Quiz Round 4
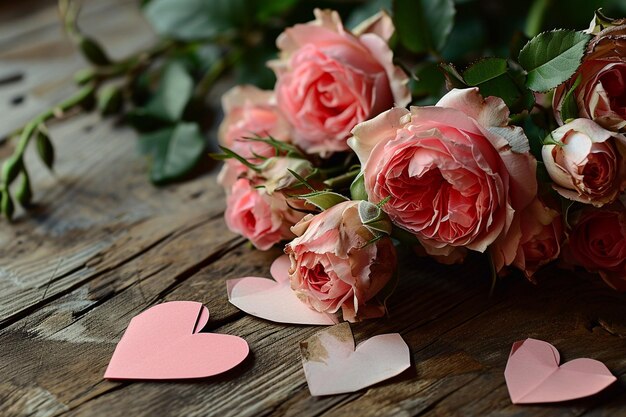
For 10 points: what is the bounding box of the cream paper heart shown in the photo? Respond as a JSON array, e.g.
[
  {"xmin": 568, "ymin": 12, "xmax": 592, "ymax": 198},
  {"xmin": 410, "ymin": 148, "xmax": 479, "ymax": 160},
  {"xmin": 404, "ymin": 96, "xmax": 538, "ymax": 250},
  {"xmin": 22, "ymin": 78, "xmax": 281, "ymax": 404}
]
[{"xmin": 300, "ymin": 323, "xmax": 410, "ymax": 395}]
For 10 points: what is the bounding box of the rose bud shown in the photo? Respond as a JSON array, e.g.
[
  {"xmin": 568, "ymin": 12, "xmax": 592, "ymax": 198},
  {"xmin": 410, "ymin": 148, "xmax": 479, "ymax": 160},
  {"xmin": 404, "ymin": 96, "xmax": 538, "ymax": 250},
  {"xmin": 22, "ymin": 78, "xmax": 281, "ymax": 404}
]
[
  {"xmin": 553, "ymin": 17, "xmax": 626, "ymax": 131},
  {"xmin": 542, "ymin": 119, "xmax": 626, "ymax": 207},
  {"xmin": 348, "ymin": 88, "xmax": 537, "ymax": 262},
  {"xmin": 224, "ymin": 178, "xmax": 305, "ymax": 250},
  {"xmin": 285, "ymin": 200, "xmax": 396, "ymax": 322},
  {"xmin": 269, "ymin": 9, "xmax": 410, "ymax": 156},
  {"xmin": 218, "ymin": 85, "xmax": 292, "ymax": 160},
  {"xmin": 565, "ymin": 205, "xmax": 626, "ymax": 291}
]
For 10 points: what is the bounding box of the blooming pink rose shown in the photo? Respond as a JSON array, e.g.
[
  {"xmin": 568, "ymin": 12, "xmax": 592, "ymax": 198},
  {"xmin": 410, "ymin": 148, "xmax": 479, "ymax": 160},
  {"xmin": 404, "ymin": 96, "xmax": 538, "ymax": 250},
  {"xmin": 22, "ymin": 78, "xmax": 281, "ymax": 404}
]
[
  {"xmin": 553, "ymin": 21, "xmax": 626, "ymax": 131},
  {"xmin": 542, "ymin": 119, "xmax": 626, "ymax": 207},
  {"xmin": 349, "ymin": 88, "xmax": 537, "ymax": 260},
  {"xmin": 509, "ymin": 198, "xmax": 563, "ymax": 279},
  {"xmin": 218, "ymin": 85, "xmax": 291, "ymax": 160},
  {"xmin": 225, "ymin": 178, "xmax": 305, "ymax": 250},
  {"xmin": 566, "ymin": 205, "xmax": 626, "ymax": 291},
  {"xmin": 285, "ymin": 200, "xmax": 396, "ymax": 322},
  {"xmin": 270, "ymin": 9, "xmax": 410, "ymax": 156}
]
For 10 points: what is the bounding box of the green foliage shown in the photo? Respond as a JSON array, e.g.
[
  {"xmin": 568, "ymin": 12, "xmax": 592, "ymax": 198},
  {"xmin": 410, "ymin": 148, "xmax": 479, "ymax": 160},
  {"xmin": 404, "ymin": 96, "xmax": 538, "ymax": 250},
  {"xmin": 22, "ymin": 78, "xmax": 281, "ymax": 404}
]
[
  {"xmin": 139, "ymin": 123, "xmax": 206, "ymax": 184},
  {"xmin": 560, "ymin": 74, "xmax": 582, "ymax": 121},
  {"xmin": 297, "ymin": 191, "xmax": 349, "ymax": 211},
  {"xmin": 97, "ymin": 85, "xmax": 124, "ymax": 115},
  {"xmin": 346, "ymin": 0, "xmax": 392, "ymax": 29},
  {"xmin": 35, "ymin": 127, "xmax": 55, "ymax": 171},
  {"xmin": 144, "ymin": 0, "xmax": 249, "ymax": 40},
  {"xmin": 142, "ymin": 61, "xmax": 193, "ymax": 122},
  {"xmin": 518, "ymin": 30, "xmax": 592, "ymax": 92},
  {"xmin": 350, "ymin": 172, "xmax": 368, "ymax": 201},
  {"xmin": 78, "ymin": 36, "xmax": 112, "ymax": 66},
  {"xmin": 462, "ymin": 58, "xmax": 534, "ymax": 112},
  {"xmin": 15, "ymin": 171, "xmax": 32, "ymax": 207},
  {"xmin": 412, "ymin": 62, "xmax": 445, "ymax": 104},
  {"xmin": 393, "ymin": 0, "xmax": 456, "ymax": 54},
  {"xmin": 144, "ymin": 0, "xmax": 298, "ymax": 40}
]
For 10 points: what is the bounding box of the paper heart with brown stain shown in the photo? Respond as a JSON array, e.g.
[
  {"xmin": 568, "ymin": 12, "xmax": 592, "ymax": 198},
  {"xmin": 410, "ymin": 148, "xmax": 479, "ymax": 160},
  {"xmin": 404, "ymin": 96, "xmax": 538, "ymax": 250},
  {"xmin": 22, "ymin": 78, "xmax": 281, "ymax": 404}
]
[{"xmin": 300, "ymin": 323, "xmax": 410, "ymax": 396}]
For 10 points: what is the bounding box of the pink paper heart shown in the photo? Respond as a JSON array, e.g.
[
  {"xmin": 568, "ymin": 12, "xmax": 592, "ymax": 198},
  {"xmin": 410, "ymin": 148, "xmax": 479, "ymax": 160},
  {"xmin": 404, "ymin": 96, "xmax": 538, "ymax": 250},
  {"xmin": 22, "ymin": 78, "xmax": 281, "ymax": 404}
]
[
  {"xmin": 104, "ymin": 301, "xmax": 248, "ymax": 380},
  {"xmin": 300, "ymin": 323, "xmax": 410, "ymax": 396},
  {"xmin": 504, "ymin": 338, "xmax": 616, "ymax": 404},
  {"xmin": 226, "ymin": 255, "xmax": 337, "ymax": 325}
]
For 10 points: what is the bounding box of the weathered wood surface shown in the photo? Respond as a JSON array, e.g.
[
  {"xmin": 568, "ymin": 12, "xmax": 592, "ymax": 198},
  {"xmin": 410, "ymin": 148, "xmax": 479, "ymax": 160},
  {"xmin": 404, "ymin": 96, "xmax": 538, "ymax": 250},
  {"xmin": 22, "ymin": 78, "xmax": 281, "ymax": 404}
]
[{"xmin": 1, "ymin": 2, "xmax": 625, "ymax": 416}]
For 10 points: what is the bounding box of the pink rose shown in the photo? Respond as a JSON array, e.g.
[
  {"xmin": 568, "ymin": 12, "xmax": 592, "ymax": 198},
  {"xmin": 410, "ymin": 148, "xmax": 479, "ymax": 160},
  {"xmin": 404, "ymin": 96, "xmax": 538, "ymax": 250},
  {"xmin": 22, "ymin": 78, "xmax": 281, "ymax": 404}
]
[
  {"xmin": 510, "ymin": 198, "xmax": 563, "ymax": 279},
  {"xmin": 285, "ymin": 200, "xmax": 396, "ymax": 322},
  {"xmin": 225, "ymin": 178, "xmax": 305, "ymax": 250},
  {"xmin": 217, "ymin": 159, "xmax": 248, "ymax": 193},
  {"xmin": 270, "ymin": 9, "xmax": 410, "ymax": 156},
  {"xmin": 543, "ymin": 119, "xmax": 626, "ymax": 207},
  {"xmin": 553, "ymin": 21, "xmax": 626, "ymax": 131},
  {"xmin": 348, "ymin": 88, "xmax": 537, "ymax": 259},
  {"xmin": 566, "ymin": 205, "xmax": 626, "ymax": 291},
  {"xmin": 218, "ymin": 85, "xmax": 291, "ymax": 160}
]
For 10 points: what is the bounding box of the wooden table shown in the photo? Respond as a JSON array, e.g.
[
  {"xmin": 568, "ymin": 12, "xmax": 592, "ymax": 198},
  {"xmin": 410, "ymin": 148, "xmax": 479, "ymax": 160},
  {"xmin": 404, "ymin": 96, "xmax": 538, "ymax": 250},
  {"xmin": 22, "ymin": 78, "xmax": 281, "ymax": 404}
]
[{"xmin": 1, "ymin": 1, "xmax": 625, "ymax": 416}]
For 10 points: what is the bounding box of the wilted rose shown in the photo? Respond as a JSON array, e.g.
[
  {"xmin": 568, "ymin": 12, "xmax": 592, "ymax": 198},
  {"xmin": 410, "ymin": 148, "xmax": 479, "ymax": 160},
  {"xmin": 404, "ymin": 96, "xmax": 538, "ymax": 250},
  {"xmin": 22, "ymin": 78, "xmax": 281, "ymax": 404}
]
[
  {"xmin": 285, "ymin": 200, "xmax": 396, "ymax": 322},
  {"xmin": 553, "ymin": 18, "xmax": 626, "ymax": 131}
]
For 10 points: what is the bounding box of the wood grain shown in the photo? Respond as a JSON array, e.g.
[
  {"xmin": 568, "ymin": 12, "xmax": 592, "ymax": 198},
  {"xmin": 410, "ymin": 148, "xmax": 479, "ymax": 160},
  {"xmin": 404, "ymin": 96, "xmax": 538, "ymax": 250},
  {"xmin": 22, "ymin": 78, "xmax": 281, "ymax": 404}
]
[{"xmin": 1, "ymin": 1, "xmax": 625, "ymax": 417}]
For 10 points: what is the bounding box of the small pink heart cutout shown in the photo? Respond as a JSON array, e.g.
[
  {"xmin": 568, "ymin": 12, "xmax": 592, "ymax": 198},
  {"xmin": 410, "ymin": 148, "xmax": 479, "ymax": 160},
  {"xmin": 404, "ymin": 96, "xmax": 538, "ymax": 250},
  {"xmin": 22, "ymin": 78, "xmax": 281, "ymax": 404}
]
[
  {"xmin": 504, "ymin": 338, "xmax": 616, "ymax": 404},
  {"xmin": 104, "ymin": 301, "xmax": 249, "ymax": 380},
  {"xmin": 226, "ymin": 255, "xmax": 337, "ymax": 325}
]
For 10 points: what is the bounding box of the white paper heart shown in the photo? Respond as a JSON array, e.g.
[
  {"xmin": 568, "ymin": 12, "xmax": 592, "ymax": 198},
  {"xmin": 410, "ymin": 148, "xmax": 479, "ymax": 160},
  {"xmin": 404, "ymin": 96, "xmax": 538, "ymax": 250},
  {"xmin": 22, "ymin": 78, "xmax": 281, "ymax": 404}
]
[
  {"xmin": 300, "ymin": 323, "xmax": 410, "ymax": 395},
  {"xmin": 226, "ymin": 255, "xmax": 337, "ymax": 325}
]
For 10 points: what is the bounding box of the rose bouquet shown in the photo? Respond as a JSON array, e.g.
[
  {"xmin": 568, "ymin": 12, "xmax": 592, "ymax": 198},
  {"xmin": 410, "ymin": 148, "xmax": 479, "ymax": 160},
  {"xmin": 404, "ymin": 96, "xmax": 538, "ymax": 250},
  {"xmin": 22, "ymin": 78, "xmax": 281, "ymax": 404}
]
[{"xmin": 214, "ymin": 6, "xmax": 626, "ymax": 321}]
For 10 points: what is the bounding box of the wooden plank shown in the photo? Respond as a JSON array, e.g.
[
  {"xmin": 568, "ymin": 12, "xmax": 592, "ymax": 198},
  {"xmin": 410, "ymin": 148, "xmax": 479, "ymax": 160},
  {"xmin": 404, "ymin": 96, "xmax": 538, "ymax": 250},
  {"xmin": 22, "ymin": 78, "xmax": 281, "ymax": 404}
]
[
  {"xmin": 1, "ymin": 1, "xmax": 626, "ymax": 417},
  {"xmin": 0, "ymin": 0, "xmax": 154, "ymax": 139}
]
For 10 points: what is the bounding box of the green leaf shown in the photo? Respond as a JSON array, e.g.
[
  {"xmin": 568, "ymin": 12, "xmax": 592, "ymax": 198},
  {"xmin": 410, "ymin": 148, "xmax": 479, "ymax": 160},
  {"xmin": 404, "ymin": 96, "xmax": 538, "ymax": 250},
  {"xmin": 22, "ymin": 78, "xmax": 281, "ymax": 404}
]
[
  {"xmin": 439, "ymin": 62, "xmax": 466, "ymax": 89},
  {"xmin": 1, "ymin": 189, "xmax": 14, "ymax": 221},
  {"xmin": 1, "ymin": 155, "xmax": 22, "ymax": 186},
  {"xmin": 560, "ymin": 74, "xmax": 582, "ymax": 121},
  {"xmin": 144, "ymin": 0, "xmax": 249, "ymax": 40},
  {"xmin": 235, "ymin": 46, "xmax": 277, "ymax": 90},
  {"xmin": 463, "ymin": 58, "xmax": 507, "ymax": 86},
  {"xmin": 412, "ymin": 62, "xmax": 445, "ymax": 100},
  {"xmin": 255, "ymin": 0, "xmax": 298, "ymax": 23},
  {"xmin": 393, "ymin": 0, "xmax": 455, "ymax": 54},
  {"xmin": 346, "ymin": 0, "xmax": 392, "ymax": 30},
  {"xmin": 35, "ymin": 126, "xmax": 55, "ymax": 171},
  {"xmin": 518, "ymin": 30, "xmax": 592, "ymax": 92},
  {"xmin": 139, "ymin": 123, "xmax": 206, "ymax": 184},
  {"xmin": 148, "ymin": 61, "xmax": 194, "ymax": 122},
  {"xmin": 350, "ymin": 171, "xmax": 368, "ymax": 201},
  {"xmin": 128, "ymin": 61, "xmax": 194, "ymax": 129},
  {"xmin": 297, "ymin": 191, "xmax": 349, "ymax": 211},
  {"xmin": 15, "ymin": 170, "xmax": 32, "ymax": 207},
  {"xmin": 97, "ymin": 85, "xmax": 124, "ymax": 116},
  {"xmin": 78, "ymin": 36, "xmax": 112, "ymax": 66}
]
